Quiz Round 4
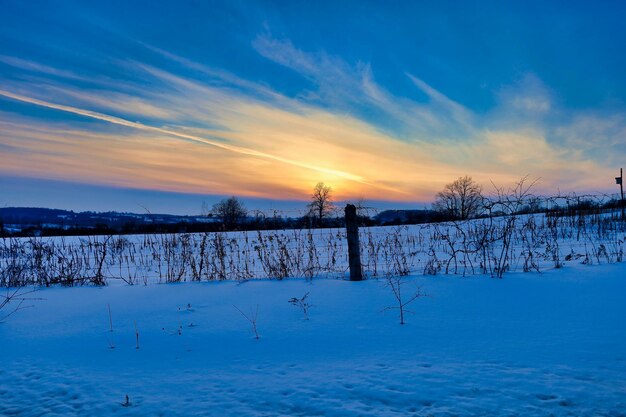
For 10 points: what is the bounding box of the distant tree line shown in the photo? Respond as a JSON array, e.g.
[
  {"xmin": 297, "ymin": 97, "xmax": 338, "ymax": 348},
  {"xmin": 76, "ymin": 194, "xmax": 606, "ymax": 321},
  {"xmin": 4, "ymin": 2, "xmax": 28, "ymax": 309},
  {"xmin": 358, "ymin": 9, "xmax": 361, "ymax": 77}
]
[
  {"xmin": 431, "ymin": 175, "xmax": 625, "ymax": 220},
  {"xmin": 3, "ymin": 178, "xmax": 624, "ymax": 238}
]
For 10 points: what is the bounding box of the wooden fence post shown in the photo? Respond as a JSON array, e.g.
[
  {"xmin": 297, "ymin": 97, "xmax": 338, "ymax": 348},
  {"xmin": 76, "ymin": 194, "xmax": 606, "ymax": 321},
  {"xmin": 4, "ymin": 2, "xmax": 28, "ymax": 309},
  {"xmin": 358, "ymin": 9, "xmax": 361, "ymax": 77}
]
[
  {"xmin": 616, "ymin": 168, "xmax": 624, "ymax": 220},
  {"xmin": 345, "ymin": 204, "xmax": 363, "ymax": 281}
]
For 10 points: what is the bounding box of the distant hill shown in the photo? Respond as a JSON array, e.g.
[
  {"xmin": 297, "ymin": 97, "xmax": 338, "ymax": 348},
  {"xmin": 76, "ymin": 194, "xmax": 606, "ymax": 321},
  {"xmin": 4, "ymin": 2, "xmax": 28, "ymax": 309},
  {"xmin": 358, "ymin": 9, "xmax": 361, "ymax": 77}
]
[
  {"xmin": 0, "ymin": 207, "xmax": 216, "ymax": 236},
  {"xmin": 0, "ymin": 207, "xmax": 448, "ymax": 237},
  {"xmin": 374, "ymin": 209, "xmax": 443, "ymax": 225}
]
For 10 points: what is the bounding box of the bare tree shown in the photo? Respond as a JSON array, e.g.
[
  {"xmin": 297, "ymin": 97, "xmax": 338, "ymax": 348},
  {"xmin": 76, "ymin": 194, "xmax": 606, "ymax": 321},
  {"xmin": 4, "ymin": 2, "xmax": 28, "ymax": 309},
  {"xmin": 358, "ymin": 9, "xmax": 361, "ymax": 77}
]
[
  {"xmin": 308, "ymin": 182, "xmax": 334, "ymax": 223},
  {"xmin": 212, "ymin": 196, "xmax": 247, "ymax": 230},
  {"xmin": 383, "ymin": 276, "xmax": 426, "ymax": 325},
  {"xmin": 433, "ymin": 176, "xmax": 484, "ymax": 220},
  {"xmin": 488, "ymin": 176, "xmax": 539, "ymax": 278}
]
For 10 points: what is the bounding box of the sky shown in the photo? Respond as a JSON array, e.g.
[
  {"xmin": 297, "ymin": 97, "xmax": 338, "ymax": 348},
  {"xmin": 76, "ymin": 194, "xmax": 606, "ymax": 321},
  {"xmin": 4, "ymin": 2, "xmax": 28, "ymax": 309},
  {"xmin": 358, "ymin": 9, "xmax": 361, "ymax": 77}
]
[{"xmin": 1, "ymin": 0, "xmax": 626, "ymax": 215}]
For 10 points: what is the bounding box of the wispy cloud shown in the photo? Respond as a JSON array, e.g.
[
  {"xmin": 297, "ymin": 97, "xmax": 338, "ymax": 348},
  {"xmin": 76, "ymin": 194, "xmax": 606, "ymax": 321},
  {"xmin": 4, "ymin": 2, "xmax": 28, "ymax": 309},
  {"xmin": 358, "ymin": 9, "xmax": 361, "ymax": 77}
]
[
  {"xmin": 252, "ymin": 35, "xmax": 477, "ymax": 140},
  {"xmin": 0, "ymin": 89, "xmax": 369, "ymax": 184},
  {"xmin": 0, "ymin": 54, "xmax": 87, "ymax": 82},
  {"xmin": 1, "ymin": 36, "xmax": 624, "ymax": 203}
]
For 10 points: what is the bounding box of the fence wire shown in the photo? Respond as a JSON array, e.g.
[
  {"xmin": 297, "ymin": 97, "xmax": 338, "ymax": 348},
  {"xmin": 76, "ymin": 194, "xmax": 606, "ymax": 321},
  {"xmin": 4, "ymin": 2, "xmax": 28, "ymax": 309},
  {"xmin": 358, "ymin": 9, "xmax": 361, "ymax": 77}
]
[{"xmin": 1, "ymin": 208, "xmax": 625, "ymax": 286}]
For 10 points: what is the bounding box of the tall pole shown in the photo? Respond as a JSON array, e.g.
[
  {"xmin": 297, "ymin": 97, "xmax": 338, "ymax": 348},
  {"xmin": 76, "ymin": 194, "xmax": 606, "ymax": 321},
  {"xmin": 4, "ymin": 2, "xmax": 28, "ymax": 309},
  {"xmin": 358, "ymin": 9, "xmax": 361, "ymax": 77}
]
[
  {"xmin": 617, "ymin": 168, "xmax": 625, "ymax": 220},
  {"xmin": 345, "ymin": 204, "xmax": 363, "ymax": 281},
  {"xmin": 619, "ymin": 168, "xmax": 624, "ymax": 220}
]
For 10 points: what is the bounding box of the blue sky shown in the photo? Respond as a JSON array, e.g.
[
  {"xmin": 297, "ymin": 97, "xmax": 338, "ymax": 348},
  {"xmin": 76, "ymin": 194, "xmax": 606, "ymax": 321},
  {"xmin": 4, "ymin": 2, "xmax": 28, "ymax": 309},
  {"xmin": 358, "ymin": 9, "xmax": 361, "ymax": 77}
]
[{"xmin": 1, "ymin": 0, "xmax": 626, "ymax": 214}]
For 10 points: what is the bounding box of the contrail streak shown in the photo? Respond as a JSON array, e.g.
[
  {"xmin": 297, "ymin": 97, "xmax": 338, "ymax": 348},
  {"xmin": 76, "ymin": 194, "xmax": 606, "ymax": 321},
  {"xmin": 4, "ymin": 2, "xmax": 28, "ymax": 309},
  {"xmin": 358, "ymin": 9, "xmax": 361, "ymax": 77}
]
[{"xmin": 0, "ymin": 89, "xmax": 368, "ymax": 183}]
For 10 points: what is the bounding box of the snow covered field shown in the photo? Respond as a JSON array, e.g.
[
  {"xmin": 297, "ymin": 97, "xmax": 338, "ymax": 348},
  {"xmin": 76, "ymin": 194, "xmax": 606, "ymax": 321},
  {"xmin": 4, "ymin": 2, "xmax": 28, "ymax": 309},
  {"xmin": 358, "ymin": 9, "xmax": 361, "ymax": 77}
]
[
  {"xmin": 3, "ymin": 211, "xmax": 625, "ymax": 286},
  {"xmin": 2, "ymin": 261, "xmax": 626, "ymax": 416}
]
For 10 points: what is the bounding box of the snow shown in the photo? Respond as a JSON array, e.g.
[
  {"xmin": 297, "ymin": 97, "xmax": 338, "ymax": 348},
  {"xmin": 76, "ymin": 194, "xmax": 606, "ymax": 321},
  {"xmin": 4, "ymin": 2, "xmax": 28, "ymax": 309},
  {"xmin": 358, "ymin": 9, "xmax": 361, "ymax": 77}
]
[
  {"xmin": 2, "ymin": 261, "xmax": 626, "ymax": 416},
  {"xmin": 5, "ymin": 210, "xmax": 625, "ymax": 287}
]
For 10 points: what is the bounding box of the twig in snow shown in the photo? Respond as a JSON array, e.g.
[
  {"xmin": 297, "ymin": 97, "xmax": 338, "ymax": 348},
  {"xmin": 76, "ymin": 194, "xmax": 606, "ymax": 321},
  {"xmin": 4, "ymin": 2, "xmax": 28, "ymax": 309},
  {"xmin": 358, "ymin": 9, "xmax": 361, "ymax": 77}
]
[
  {"xmin": 233, "ymin": 304, "xmax": 260, "ymax": 339},
  {"xmin": 0, "ymin": 287, "xmax": 42, "ymax": 323},
  {"xmin": 288, "ymin": 292, "xmax": 313, "ymax": 320},
  {"xmin": 134, "ymin": 321, "xmax": 140, "ymax": 349},
  {"xmin": 107, "ymin": 304, "xmax": 113, "ymax": 332},
  {"xmin": 383, "ymin": 276, "xmax": 427, "ymax": 325}
]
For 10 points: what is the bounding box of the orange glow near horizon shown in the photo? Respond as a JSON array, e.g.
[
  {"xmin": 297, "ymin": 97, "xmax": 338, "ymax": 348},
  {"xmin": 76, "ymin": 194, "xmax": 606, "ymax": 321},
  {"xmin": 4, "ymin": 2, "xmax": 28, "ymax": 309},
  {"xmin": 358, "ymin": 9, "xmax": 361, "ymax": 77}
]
[{"xmin": 0, "ymin": 62, "xmax": 619, "ymax": 204}]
